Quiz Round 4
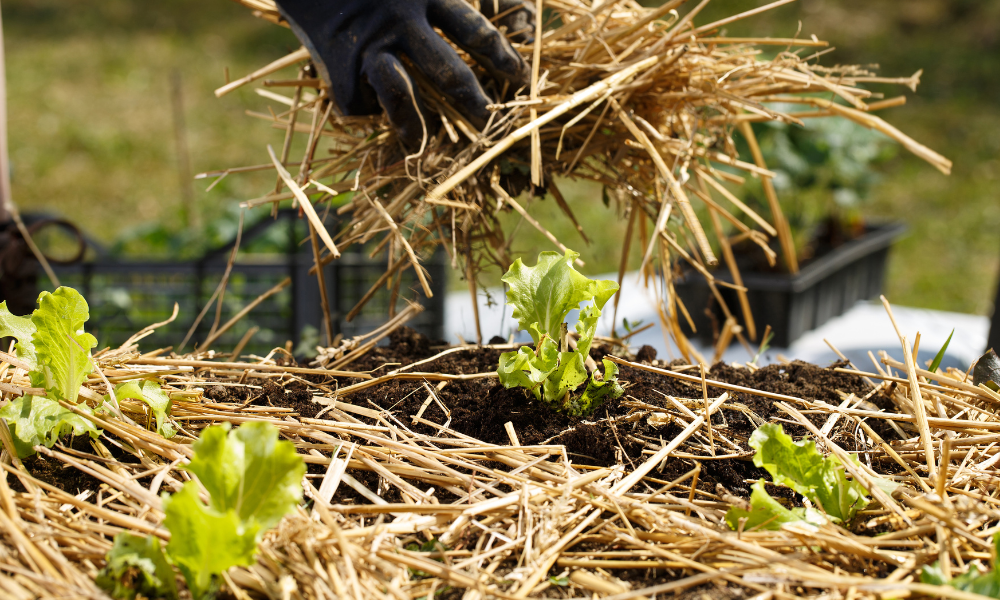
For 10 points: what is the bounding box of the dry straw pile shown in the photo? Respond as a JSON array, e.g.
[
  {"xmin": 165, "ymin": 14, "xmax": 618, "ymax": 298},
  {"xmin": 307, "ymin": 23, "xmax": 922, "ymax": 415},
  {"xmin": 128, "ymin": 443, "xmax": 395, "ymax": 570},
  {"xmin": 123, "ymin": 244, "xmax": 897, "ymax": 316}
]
[
  {"xmin": 210, "ymin": 0, "xmax": 948, "ymax": 353},
  {"xmin": 1, "ymin": 300, "xmax": 999, "ymax": 599}
]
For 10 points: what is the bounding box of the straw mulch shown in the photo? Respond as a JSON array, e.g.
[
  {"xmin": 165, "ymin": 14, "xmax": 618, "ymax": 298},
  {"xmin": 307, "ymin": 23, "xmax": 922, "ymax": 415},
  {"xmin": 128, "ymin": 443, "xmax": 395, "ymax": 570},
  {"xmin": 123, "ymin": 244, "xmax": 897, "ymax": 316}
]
[
  {"xmin": 1, "ymin": 300, "xmax": 999, "ymax": 600},
  {"xmin": 209, "ymin": 0, "xmax": 949, "ymax": 352}
]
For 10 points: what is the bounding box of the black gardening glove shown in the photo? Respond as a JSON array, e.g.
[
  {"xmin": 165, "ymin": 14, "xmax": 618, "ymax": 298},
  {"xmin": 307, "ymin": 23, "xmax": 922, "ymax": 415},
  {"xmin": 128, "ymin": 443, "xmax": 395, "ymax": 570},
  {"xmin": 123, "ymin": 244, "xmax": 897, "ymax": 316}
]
[{"xmin": 275, "ymin": 0, "xmax": 534, "ymax": 149}]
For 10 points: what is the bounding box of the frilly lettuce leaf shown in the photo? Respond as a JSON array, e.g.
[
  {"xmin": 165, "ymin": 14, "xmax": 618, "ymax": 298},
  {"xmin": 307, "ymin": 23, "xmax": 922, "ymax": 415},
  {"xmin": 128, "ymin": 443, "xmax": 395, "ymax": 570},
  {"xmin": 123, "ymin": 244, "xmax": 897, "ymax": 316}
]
[
  {"xmin": 30, "ymin": 287, "xmax": 97, "ymax": 402},
  {"xmin": 750, "ymin": 423, "xmax": 870, "ymax": 523},
  {"xmin": 498, "ymin": 339, "xmax": 559, "ymax": 401},
  {"xmin": 574, "ymin": 281, "xmax": 618, "ymax": 358},
  {"xmin": 576, "ymin": 359, "xmax": 624, "ymax": 415},
  {"xmin": 0, "ymin": 300, "xmax": 37, "ymax": 369},
  {"xmin": 725, "ymin": 480, "xmax": 828, "ymax": 531},
  {"xmin": 185, "ymin": 422, "xmax": 305, "ymax": 531},
  {"xmin": 164, "ymin": 422, "xmax": 304, "ymax": 599},
  {"xmin": 502, "ymin": 249, "xmax": 618, "ymax": 344},
  {"xmin": 921, "ymin": 563, "xmax": 1000, "ymax": 597},
  {"xmin": 111, "ymin": 380, "xmax": 176, "ymax": 438},
  {"xmin": 96, "ymin": 533, "xmax": 178, "ymax": 600},
  {"xmin": 542, "ymin": 351, "xmax": 589, "ymax": 409},
  {"xmin": 0, "ymin": 394, "xmax": 101, "ymax": 457},
  {"xmin": 163, "ymin": 483, "xmax": 258, "ymax": 600},
  {"xmin": 920, "ymin": 532, "xmax": 1000, "ymax": 596}
]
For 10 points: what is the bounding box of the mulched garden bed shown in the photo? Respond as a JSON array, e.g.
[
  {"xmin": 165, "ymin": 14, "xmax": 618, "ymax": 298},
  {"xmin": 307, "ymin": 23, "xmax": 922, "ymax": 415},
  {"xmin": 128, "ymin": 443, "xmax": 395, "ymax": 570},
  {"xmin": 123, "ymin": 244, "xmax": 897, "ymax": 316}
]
[{"xmin": 1, "ymin": 324, "xmax": 992, "ymax": 600}]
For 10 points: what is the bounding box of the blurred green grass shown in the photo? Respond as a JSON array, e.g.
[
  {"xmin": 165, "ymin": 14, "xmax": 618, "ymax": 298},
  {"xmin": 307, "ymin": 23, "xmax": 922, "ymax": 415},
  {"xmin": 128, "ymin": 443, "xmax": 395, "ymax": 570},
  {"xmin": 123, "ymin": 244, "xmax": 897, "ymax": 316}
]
[
  {"xmin": 6, "ymin": 0, "xmax": 999, "ymax": 314},
  {"xmin": 5, "ymin": 0, "xmax": 301, "ymax": 247}
]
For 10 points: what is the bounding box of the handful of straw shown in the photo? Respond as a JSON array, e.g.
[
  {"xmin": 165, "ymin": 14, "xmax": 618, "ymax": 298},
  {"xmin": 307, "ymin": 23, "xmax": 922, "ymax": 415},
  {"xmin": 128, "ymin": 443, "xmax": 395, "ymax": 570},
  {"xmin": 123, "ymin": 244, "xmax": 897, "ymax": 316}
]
[{"xmin": 213, "ymin": 0, "xmax": 950, "ymax": 351}]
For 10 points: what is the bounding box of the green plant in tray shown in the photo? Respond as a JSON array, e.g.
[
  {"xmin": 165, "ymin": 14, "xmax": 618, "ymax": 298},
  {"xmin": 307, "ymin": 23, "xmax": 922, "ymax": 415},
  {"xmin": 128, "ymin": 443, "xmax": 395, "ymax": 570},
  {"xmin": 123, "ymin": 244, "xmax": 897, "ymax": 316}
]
[{"xmin": 497, "ymin": 249, "xmax": 623, "ymax": 416}]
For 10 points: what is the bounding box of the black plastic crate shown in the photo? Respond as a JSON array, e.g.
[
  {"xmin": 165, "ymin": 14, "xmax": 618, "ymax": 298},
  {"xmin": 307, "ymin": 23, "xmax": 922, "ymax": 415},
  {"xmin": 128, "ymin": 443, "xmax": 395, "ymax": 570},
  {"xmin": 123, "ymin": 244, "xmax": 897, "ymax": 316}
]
[
  {"xmin": 44, "ymin": 210, "xmax": 446, "ymax": 357},
  {"xmin": 674, "ymin": 223, "xmax": 906, "ymax": 348}
]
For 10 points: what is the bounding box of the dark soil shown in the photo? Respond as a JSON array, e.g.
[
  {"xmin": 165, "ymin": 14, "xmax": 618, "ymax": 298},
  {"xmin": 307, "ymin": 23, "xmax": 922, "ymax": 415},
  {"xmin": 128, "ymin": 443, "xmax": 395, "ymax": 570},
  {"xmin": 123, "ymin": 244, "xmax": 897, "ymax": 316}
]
[
  {"xmin": 308, "ymin": 327, "xmax": 870, "ymax": 499},
  {"xmin": 16, "ymin": 327, "xmax": 870, "ymax": 504},
  {"xmin": 11, "ymin": 433, "xmax": 141, "ymax": 496},
  {"xmin": 11, "ymin": 326, "xmax": 879, "ymax": 596}
]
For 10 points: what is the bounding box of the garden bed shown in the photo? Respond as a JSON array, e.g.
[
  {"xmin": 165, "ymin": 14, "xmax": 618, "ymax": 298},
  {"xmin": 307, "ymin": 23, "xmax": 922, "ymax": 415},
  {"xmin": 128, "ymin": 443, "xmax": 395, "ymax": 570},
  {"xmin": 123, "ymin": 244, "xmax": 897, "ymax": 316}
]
[{"xmin": 3, "ymin": 320, "xmax": 997, "ymax": 600}]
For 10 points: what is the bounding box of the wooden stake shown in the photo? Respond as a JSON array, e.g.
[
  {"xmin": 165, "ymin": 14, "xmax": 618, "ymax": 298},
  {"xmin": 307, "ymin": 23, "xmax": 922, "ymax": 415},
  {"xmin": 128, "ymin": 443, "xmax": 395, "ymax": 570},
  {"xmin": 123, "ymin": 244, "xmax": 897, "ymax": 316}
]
[{"xmin": 0, "ymin": 3, "xmax": 10, "ymax": 224}]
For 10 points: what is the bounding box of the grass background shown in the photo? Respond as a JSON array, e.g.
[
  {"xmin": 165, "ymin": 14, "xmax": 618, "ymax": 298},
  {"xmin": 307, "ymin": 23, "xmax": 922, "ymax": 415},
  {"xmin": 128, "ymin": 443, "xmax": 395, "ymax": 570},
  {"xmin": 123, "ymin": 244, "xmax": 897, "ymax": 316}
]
[{"xmin": 6, "ymin": 0, "xmax": 1000, "ymax": 314}]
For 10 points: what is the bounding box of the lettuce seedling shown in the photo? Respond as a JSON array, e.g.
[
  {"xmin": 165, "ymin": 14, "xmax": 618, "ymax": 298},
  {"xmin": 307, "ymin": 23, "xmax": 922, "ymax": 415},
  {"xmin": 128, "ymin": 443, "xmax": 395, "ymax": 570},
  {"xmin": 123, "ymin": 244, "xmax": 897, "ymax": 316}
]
[
  {"xmin": 0, "ymin": 288, "xmax": 101, "ymax": 457},
  {"xmin": 725, "ymin": 423, "xmax": 892, "ymax": 530},
  {"xmin": 96, "ymin": 533, "xmax": 178, "ymax": 600},
  {"xmin": 497, "ymin": 249, "xmax": 623, "ymax": 416},
  {"xmin": 99, "ymin": 422, "xmax": 304, "ymax": 600},
  {"xmin": 163, "ymin": 421, "xmax": 305, "ymax": 599},
  {"xmin": 922, "ymin": 533, "xmax": 1000, "ymax": 597},
  {"xmin": 110, "ymin": 380, "xmax": 177, "ymax": 439},
  {"xmin": 0, "ymin": 287, "xmax": 179, "ymax": 456}
]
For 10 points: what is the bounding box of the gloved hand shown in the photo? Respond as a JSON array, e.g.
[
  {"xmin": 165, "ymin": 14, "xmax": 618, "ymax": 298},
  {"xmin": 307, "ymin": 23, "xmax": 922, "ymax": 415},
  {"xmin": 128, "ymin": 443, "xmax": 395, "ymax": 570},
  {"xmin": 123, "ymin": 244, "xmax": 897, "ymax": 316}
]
[{"xmin": 275, "ymin": 0, "xmax": 535, "ymax": 150}]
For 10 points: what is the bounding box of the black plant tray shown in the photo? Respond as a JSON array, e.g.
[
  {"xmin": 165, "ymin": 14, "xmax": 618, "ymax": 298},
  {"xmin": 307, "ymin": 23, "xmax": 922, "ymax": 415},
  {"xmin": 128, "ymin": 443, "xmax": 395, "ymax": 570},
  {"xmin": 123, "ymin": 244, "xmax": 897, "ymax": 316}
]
[{"xmin": 674, "ymin": 222, "xmax": 906, "ymax": 348}]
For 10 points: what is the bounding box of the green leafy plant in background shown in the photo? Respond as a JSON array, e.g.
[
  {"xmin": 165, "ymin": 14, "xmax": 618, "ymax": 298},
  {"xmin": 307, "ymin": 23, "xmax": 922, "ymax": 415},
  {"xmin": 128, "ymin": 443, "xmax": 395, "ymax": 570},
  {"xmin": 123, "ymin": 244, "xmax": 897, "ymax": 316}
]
[
  {"xmin": 497, "ymin": 249, "xmax": 623, "ymax": 416},
  {"xmin": 98, "ymin": 421, "xmax": 305, "ymax": 600},
  {"xmin": 742, "ymin": 116, "xmax": 897, "ymax": 260},
  {"xmin": 622, "ymin": 318, "xmax": 644, "ymax": 336},
  {"xmin": 922, "ymin": 533, "xmax": 1000, "ymax": 597},
  {"xmin": 725, "ymin": 423, "xmax": 891, "ymax": 531},
  {"xmin": 0, "ymin": 288, "xmax": 101, "ymax": 456}
]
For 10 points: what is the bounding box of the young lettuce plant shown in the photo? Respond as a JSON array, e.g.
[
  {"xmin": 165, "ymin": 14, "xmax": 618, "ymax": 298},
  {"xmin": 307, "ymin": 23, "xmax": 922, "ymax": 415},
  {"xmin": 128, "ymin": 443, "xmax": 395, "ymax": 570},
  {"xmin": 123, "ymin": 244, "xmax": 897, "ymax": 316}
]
[
  {"xmin": 0, "ymin": 288, "xmax": 101, "ymax": 456},
  {"xmin": 498, "ymin": 249, "xmax": 623, "ymax": 416},
  {"xmin": 97, "ymin": 421, "xmax": 306, "ymax": 600},
  {"xmin": 0, "ymin": 287, "xmax": 177, "ymax": 456},
  {"xmin": 725, "ymin": 423, "xmax": 896, "ymax": 531},
  {"xmin": 922, "ymin": 532, "xmax": 1000, "ymax": 597}
]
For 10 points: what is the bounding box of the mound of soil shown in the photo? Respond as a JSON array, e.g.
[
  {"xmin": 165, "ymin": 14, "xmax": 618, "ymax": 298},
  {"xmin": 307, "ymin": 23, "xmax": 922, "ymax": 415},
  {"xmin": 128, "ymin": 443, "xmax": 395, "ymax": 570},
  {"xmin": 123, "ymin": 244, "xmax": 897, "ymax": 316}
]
[
  {"xmin": 28, "ymin": 327, "xmax": 869, "ymax": 506},
  {"xmin": 275, "ymin": 327, "xmax": 872, "ymax": 499}
]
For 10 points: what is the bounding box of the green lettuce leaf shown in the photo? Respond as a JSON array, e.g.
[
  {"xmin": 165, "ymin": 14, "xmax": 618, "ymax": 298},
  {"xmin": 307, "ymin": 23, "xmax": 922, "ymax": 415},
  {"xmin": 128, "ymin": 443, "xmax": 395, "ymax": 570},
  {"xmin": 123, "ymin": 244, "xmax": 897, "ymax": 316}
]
[
  {"xmin": 96, "ymin": 533, "xmax": 178, "ymax": 600},
  {"xmin": 725, "ymin": 480, "xmax": 828, "ymax": 531},
  {"xmin": 185, "ymin": 422, "xmax": 305, "ymax": 530},
  {"xmin": 163, "ymin": 483, "xmax": 259, "ymax": 600},
  {"xmin": 0, "ymin": 300, "xmax": 37, "ymax": 369},
  {"xmin": 30, "ymin": 287, "xmax": 97, "ymax": 401},
  {"xmin": 921, "ymin": 563, "xmax": 1000, "ymax": 597},
  {"xmin": 112, "ymin": 380, "xmax": 176, "ymax": 438},
  {"xmin": 502, "ymin": 249, "xmax": 617, "ymax": 343},
  {"xmin": 575, "ymin": 359, "xmax": 624, "ymax": 416},
  {"xmin": 920, "ymin": 533, "xmax": 1000, "ymax": 596},
  {"xmin": 0, "ymin": 395, "xmax": 101, "ymax": 457},
  {"xmin": 574, "ymin": 282, "xmax": 618, "ymax": 358},
  {"xmin": 541, "ymin": 351, "xmax": 589, "ymax": 408},
  {"xmin": 498, "ymin": 339, "xmax": 560, "ymax": 401},
  {"xmin": 750, "ymin": 423, "xmax": 869, "ymax": 523},
  {"xmin": 163, "ymin": 422, "xmax": 303, "ymax": 599}
]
